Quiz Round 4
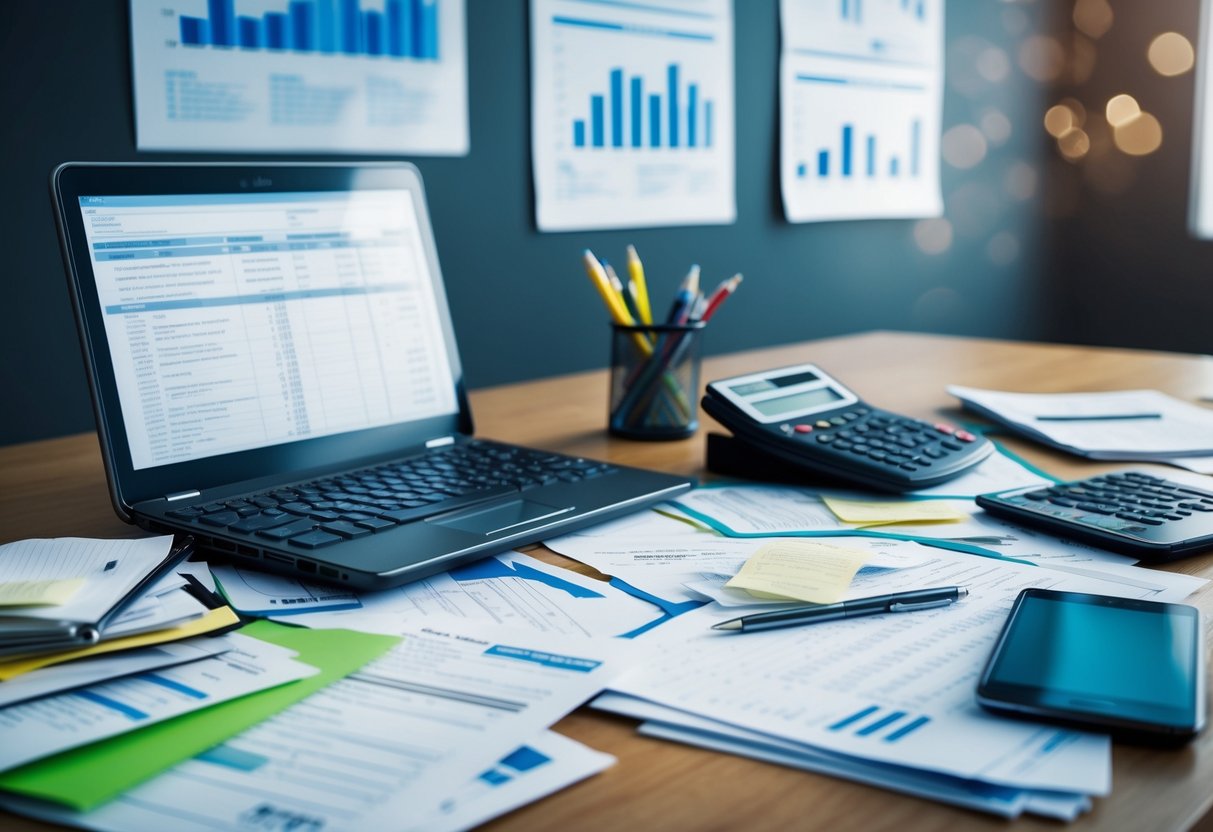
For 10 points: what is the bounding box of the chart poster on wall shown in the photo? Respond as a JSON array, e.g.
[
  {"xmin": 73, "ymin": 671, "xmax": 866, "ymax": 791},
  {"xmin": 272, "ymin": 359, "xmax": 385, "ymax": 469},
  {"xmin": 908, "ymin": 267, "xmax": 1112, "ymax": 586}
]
[
  {"xmin": 129, "ymin": 0, "xmax": 468, "ymax": 155},
  {"xmin": 530, "ymin": 0, "xmax": 736, "ymax": 232},
  {"xmin": 780, "ymin": 0, "xmax": 944, "ymax": 223}
]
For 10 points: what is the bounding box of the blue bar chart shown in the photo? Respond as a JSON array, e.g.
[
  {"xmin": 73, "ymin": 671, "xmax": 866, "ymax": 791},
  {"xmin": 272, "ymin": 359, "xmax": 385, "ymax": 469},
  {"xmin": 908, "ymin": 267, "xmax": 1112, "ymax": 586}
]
[
  {"xmin": 130, "ymin": 0, "xmax": 467, "ymax": 154},
  {"xmin": 532, "ymin": 0, "xmax": 735, "ymax": 231},
  {"xmin": 179, "ymin": 0, "xmax": 439, "ymax": 60},
  {"xmin": 570, "ymin": 63, "xmax": 714, "ymax": 151},
  {"xmin": 780, "ymin": 0, "xmax": 942, "ymax": 222}
]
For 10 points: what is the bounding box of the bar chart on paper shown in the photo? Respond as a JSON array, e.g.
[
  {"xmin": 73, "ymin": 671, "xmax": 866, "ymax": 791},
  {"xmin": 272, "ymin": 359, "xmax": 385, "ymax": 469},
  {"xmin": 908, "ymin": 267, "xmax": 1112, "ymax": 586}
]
[
  {"xmin": 779, "ymin": 0, "xmax": 944, "ymax": 222},
  {"xmin": 129, "ymin": 0, "xmax": 468, "ymax": 154},
  {"xmin": 531, "ymin": 0, "xmax": 735, "ymax": 232}
]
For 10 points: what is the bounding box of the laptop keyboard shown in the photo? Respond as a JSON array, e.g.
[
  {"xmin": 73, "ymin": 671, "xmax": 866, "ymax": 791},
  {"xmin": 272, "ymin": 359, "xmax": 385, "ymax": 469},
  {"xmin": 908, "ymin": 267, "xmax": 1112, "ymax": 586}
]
[{"xmin": 165, "ymin": 441, "xmax": 619, "ymax": 550}]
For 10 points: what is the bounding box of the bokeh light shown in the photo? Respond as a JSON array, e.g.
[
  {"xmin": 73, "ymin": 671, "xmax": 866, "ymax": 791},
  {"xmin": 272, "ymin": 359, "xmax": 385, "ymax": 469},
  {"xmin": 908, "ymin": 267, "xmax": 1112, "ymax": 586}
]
[
  {"xmin": 1044, "ymin": 105, "xmax": 1074, "ymax": 138},
  {"xmin": 1148, "ymin": 32, "xmax": 1195, "ymax": 77},
  {"xmin": 1058, "ymin": 128, "xmax": 1091, "ymax": 161},
  {"xmin": 1113, "ymin": 112, "xmax": 1163, "ymax": 156},
  {"xmin": 941, "ymin": 124, "xmax": 988, "ymax": 169},
  {"xmin": 1072, "ymin": 0, "xmax": 1114, "ymax": 40},
  {"xmin": 1019, "ymin": 36, "xmax": 1066, "ymax": 82},
  {"xmin": 1105, "ymin": 94, "xmax": 1140, "ymax": 127},
  {"xmin": 913, "ymin": 219, "xmax": 954, "ymax": 255}
]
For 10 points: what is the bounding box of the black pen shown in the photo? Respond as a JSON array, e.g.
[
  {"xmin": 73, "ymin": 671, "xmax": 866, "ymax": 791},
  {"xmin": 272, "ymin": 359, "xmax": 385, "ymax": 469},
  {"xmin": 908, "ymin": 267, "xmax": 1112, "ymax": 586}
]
[{"xmin": 711, "ymin": 586, "xmax": 968, "ymax": 633}]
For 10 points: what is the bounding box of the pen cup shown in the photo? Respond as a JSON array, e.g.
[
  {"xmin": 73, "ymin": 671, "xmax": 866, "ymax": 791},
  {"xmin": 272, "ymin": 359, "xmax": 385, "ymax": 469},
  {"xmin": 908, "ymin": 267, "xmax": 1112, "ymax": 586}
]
[{"xmin": 608, "ymin": 322, "xmax": 704, "ymax": 440}]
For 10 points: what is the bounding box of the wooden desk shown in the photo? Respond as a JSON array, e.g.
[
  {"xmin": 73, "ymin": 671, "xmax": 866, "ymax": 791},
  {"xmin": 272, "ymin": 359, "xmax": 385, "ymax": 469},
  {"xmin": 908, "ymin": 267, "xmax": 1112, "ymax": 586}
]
[{"xmin": 4, "ymin": 332, "xmax": 1213, "ymax": 831}]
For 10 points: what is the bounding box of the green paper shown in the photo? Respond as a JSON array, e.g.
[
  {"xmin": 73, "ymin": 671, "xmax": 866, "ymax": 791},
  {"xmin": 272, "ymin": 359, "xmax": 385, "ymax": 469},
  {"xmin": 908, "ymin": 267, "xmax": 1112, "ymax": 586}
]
[{"xmin": 0, "ymin": 621, "xmax": 399, "ymax": 810}]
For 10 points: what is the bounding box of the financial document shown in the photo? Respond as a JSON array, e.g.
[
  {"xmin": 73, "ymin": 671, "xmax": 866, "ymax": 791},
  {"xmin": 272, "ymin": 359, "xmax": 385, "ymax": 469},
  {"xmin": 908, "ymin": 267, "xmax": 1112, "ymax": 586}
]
[
  {"xmin": 779, "ymin": 0, "xmax": 944, "ymax": 222},
  {"xmin": 609, "ymin": 547, "xmax": 1203, "ymax": 795},
  {"xmin": 530, "ymin": 0, "xmax": 736, "ymax": 231},
  {"xmin": 1, "ymin": 619, "xmax": 627, "ymax": 831},
  {"xmin": 272, "ymin": 551, "xmax": 666, "ymax": 637},
  {"xmin": 129, "ymin": 0, "xmax": 468, "ymax": 154},
  {"xmin": 1, "ymin": 729, "xmax": 614, "ymax": 832},
  {"xmin": 0, "ymin": 634, "xmax": 315, "ymax": 771}
]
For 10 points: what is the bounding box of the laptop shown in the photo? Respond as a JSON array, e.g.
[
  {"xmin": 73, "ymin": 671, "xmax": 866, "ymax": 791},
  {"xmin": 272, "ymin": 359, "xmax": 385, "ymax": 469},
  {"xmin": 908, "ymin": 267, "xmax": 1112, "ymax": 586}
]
[{"xmin": 51, "ymin": 162, "xmax": 693, "ymax": 590}]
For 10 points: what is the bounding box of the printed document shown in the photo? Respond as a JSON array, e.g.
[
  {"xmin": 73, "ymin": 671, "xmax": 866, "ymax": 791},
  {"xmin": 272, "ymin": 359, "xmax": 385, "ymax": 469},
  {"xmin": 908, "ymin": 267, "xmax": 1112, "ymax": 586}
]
[
  {"xmin": 609, "ymin": 546, "xmax": 1203, "ymax": 794},
  {"xmin": 129, "ymin": 0, "xmax": 468, "ymax": 154},
  {"xmin": 530, "ymin": 0, "xmax": 736, "ymax": 231}
]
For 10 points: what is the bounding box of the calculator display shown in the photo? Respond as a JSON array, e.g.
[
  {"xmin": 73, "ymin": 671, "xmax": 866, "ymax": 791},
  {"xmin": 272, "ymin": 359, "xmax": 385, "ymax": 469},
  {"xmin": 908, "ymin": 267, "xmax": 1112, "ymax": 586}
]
[{"xmin": 750, "ymin": 387, "xmax": 844, "ymax": 417}]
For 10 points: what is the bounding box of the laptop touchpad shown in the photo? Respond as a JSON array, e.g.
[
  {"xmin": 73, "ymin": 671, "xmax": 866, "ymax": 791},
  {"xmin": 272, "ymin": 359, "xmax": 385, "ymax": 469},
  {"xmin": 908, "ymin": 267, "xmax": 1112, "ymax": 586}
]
[{"xmin": 434, "ymin": 499, "xmax": 575, "ymax": 536}]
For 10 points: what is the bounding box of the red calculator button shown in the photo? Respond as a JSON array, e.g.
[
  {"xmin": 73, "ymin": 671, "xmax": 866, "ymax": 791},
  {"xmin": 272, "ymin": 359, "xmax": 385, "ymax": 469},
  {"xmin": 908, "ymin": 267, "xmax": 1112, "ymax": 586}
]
[
  {"xmin": 794, "ymin": 424, "xmax": 814, "ymax": 434},
  {"xmin": 934, "ymin": 423, "xmax": 955, "ymax": 435},
  {"xmin": 955, "ymin": 430, "xmax": 977, "ymax": 442}
]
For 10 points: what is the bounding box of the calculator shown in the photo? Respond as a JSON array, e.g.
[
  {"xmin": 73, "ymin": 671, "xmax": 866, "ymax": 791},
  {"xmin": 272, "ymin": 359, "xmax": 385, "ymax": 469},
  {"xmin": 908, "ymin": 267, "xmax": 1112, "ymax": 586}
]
[
  {"xmin": 976, "ymin": 471, "xmax": 1213, "ymax": 561},
  {"xmin": 701, "ymin": 363, "xmax": 994, "ymax": 492}
]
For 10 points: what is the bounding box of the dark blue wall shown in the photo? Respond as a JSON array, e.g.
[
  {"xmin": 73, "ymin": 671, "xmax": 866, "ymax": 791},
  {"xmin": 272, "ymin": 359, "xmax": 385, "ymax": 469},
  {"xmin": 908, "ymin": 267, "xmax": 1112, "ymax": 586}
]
[{"xmin": 0, "ymin": 0, "xmax": 1051, "ymax": 446}]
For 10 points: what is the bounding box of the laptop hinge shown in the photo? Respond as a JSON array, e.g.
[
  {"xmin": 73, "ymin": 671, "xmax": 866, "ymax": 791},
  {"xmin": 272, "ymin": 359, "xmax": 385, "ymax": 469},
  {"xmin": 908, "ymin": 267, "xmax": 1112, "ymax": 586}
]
[
  {"xmin": 165, "ymin": 489, "xmax": 201, "ymax": 502},
  {"xmin": 426, "ymin": 436, "xmax": 456, "ymax": 449}
]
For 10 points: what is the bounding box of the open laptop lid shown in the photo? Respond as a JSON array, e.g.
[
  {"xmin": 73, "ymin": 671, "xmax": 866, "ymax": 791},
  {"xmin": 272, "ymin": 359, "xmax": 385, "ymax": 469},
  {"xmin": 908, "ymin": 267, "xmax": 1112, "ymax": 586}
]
[{"xmin": 52, "ymin": 162, "xmax": 473, "ymax": 520}]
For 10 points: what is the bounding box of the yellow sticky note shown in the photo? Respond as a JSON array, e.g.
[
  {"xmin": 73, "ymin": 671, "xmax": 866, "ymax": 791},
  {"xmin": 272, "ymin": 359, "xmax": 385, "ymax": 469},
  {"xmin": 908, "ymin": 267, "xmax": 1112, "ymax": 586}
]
[
  {"xmin": 0, "ymin": 578, "xmax": 84, "ymax": 607},
  {"xmin": 725, "ymin": 540, "xmax": 868, "ymax": 605},
  {"xmin": 0, "ymin": 606, "xmax": 240, "ymax": 681},
  {"xmin": 822, "ymin": 496, "xmax": 968, "ymax": 527}
]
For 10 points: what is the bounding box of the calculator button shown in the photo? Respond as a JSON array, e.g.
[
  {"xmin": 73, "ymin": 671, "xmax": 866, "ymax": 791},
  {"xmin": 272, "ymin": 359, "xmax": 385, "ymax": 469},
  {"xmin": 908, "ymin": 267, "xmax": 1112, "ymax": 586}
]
[
  {"xmin": 816, "ymin": 420, "xmax": 831, "ymax": 428},
  {"xmin": 1135, "ymin": 516, "xmax": 1164, "ymax": 526},
  {"xmin": 834, "ymin": 440, "xmax": 853, "ymax": 450},
  {"xmin": 934, "ymin": 423, "xmax": 955, "ymax": 435},
  {"xmin": 900, "ymin": 464, "xmax": 918, "ymax": 471},
  {"xmin": 829, "ymin": 416, "xmax": 847, "ymax": 426},
  {"xmin": 1076, "ymin": 503, "xmax": 1118, "ymax": 515},
  {"xmin": 1024, "ymin": 490, "xmax": 1050, "ymax": 501},
  {"xmin": 868, "ymin": 450, "xmax": 888, "ymax": 461},
  {"xmin": 794, "ymin": 424, "xmax": 814, "ymax": 434},
  {"xmin": 842, "ymin": 411, "xmax": 859, "ymax": 421},
  {"xmin": 816, "ymin": 434, "xmax": 835, "ymax": 443},
  {"xmin": 940, "ymin": 440, "xmax": 962, "ymax": 451},
  {"xmin": 955, "ymin": 430, "xmax": 977, "ymax": 442},
  {"xmin": 1049, "ymin": 498, "xmax": 1077, "ymax": 507}
]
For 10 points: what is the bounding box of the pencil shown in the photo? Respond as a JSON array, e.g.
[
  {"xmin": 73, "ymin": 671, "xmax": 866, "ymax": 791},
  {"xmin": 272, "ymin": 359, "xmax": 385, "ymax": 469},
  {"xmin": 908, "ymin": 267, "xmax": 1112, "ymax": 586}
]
[{"xmin": 626, "ymin": 244, "xmax": 653, "ymax": 325}]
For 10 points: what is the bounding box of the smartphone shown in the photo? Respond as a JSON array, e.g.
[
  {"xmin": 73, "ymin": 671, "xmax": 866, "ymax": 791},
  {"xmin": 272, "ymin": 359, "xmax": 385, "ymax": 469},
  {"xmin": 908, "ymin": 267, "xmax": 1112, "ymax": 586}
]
[{"xmin": 977, "ymin": 588, "xmax": 1206, "ymax": 744}]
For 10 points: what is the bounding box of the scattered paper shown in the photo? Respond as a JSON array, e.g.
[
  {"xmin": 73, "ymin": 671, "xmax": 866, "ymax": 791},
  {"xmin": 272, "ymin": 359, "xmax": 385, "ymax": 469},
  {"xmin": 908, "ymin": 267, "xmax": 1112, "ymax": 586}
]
[
  {"xmin": 822, "ymin": 496, "xmax": 968, "ymax": 527},
  {"xmin": 0, "ymin": 622, "xmax": 400, "ymax": 811},
  {"xmin": 0, "ymin": 633, "xmax": 317, "ymax": 772},
  {"xmin": 211, "ymin": 564, "xmax": 359, "ymax": 616},
  {"xmin": 0, "ymin": 579, "xmax": 83, "ymax": 607},
  {"xmin": 726, "ymin": 540, "xmax": 868, "ymax": 604},
  {"xmin": 0, "ymin": 606, "xmax": 240, "ymax": 682}
]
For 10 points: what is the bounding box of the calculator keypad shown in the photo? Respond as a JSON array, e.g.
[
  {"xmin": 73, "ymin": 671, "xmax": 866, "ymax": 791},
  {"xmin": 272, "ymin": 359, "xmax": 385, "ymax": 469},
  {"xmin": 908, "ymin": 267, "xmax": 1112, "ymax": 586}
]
[
  {"xmin": 781, "ymin": 407, "xmax": 978, "ymax": 474},
  {"xmin": 996, "ymin": 472, "xmax": 1213, "ymax": 534}
]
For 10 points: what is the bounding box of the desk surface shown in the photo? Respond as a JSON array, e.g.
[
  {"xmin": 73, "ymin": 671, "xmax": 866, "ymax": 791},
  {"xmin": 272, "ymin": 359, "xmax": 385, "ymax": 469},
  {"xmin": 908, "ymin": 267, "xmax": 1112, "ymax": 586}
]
[{"xmin": 4, "ymin": 331, "xmax": 1213, "ymax": 831}]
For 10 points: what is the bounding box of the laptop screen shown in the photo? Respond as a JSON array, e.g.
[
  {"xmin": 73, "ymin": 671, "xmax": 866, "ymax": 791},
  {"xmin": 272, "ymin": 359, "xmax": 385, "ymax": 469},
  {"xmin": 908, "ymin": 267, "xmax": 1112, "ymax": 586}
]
[{"xmin": 77, "ymin": 189, "xmax": 460, "ymax": 471}]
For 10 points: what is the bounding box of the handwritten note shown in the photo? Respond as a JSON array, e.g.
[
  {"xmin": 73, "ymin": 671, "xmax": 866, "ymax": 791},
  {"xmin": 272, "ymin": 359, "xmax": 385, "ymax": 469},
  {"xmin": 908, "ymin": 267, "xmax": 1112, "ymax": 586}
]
[
  {"xmin": 0, "ymin": 579, "xmax": 83, "ymax": 607},
  {"xmin": 725, "ymin": 541, "xmax": 868, "ymax": 604},
  {"xmin": 822, "ymin": 496, "xmax": 968, "ymax": 527}
]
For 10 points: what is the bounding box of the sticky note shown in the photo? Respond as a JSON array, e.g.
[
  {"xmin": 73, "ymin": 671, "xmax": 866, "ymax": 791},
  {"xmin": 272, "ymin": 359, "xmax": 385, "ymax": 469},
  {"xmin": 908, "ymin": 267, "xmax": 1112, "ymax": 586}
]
[
  {"xmin": 725, "ymin": 540, "xmax": 868, "ymax": 605},
  {"xmin": 822, "ymin": 496, "xmax": 969, "ymax": 527},
  {"xmin": 0, "ymin": 579, "xmax": 83, "ymax": 607}
]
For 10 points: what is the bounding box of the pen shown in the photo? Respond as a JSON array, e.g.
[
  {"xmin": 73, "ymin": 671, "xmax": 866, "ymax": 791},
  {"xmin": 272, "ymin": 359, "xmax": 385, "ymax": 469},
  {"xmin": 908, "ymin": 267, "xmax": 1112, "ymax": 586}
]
[
  {"xmin": 665, "ymin": 264, "xmax": 700, "ymax": 324},
  {"xmin": 698, "ymin": 273, "xmax": 743, "ymax": 323},
  {"xmin": 603, "ymin": 260, "xmax": 643, "ymax": 323},
  {"xmin": 1034, "ymin": 413, "xmax": 1162, "ymax": 422},
  {"xmin": 711, "ymin": 586, "xmax": 969, "ymax": 633}
]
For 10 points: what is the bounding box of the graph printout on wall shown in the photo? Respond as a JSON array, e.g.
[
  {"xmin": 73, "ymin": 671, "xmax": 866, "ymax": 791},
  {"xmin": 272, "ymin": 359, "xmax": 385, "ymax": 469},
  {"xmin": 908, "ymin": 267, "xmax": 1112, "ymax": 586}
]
[
  {"xmin": 780, "ymin": 0, "xmax": 944, "ymax": 222},
  {"xmin": 130, "ymin": 0, "xmax": 468, "ymax": 155},
  {"xmin": 530, "ymin": 0, "xmax": 736, "ymax": 232}
]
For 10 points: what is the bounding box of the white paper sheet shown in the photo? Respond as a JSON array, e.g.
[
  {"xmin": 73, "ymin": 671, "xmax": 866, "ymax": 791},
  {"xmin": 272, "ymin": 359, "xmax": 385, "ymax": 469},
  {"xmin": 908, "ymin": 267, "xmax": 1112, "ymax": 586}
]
[
  {"xmin": 129, "ymin": 0, "xmax": 468, "ymax": 155},
  {"xmin": 212, "ymin": 564, "xmax": 360, "ymax": 616},
  {"xmin": 0, "ymin": 638, "xmax": 234, "ymax": 708},
  {"xmin": 779, "ymin": 0, "xmax": 944, "ymax": 222},
  {"xmin": 608, "ymin": 546, "xmax": 1206, "ymax": 794},
  {"xmin": 0, "ymin": 729, "xmax": 614, "ymax": 832},
  {"xmin": 0, "ymin": 633, "xmax": 315, "ymax": 771},
  {"xmin": 0, "ymin": 536, "xmax": 175, "ymax": 624},
  {"xmin": 530, "ymin": 0, "xmax": 735, "ymax": 231},
  {"xmin": 949, "ymin": 387, "xmax": 1213, "ymax": 459},
  {"xmin": 271, "ymin": 551, "xmax": 666, "ymax": 637}
]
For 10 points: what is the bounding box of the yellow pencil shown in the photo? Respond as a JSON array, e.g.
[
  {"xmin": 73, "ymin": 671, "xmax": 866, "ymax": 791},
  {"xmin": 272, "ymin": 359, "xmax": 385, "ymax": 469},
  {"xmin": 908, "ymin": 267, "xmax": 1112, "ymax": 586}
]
[
  {"xmin": 582, "ymin": 250, "xmax": 635, "ymax": 327},
  {"xmin": 625, "ymin": 244, "xmax": 652, "ymax": 324}
]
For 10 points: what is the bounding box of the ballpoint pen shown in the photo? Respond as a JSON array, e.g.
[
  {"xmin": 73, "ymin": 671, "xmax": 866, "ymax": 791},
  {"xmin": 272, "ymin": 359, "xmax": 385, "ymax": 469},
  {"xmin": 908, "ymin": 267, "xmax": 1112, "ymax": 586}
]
[
  {"xmin": 711, "ymin": 586, "xmax": 969, "ymax": 633},
  {"xmin": 665, "ymin": 264, "xmax": 700, "ymax": 324},
  {"xmin": 698, "ymin": 273, "xmax": 743, "ymax": 323},
  {"xmin": 1034, "ymin": 413, "xmax": 1161, "ymax": 421}
]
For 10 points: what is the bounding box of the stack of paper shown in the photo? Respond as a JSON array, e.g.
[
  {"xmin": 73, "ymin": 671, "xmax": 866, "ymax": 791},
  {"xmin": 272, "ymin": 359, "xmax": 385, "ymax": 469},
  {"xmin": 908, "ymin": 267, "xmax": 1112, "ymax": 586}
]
[
  {"xmin": 545, "ymin": 491, "xmax": 1206, "ymax": 820},
  {"xmin": 948, "ymin": 386, "xmax": 1213, "ymax": 469}
]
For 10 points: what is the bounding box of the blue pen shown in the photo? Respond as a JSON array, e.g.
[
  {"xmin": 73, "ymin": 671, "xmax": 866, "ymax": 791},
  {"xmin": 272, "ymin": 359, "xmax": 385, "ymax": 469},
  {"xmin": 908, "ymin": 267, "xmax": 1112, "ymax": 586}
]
[{"xmin": 665, "ymin": 264, "xmax": 701, "ymax": 324}]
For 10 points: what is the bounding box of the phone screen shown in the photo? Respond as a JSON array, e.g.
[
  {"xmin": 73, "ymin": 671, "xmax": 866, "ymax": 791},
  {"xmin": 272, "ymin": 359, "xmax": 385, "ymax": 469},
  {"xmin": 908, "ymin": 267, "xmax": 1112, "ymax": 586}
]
[{"xmin": 980, "ymin": 590, "xmax": 1203, "ymax": 735}]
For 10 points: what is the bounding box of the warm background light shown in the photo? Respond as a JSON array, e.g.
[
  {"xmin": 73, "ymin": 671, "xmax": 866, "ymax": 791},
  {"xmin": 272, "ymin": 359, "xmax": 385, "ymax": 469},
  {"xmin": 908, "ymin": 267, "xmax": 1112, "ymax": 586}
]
[
  {"xmin": 1105, "ymin": 94, "xmax": 1140, "ymax": 127},
  {"xmin": 1148, "ymin": 32, "xmax": 1195, "ymax": 77},
  {"xmin": 1113, "ymin": 112, "xmax": 1163, "ymax": 156},
  {"xmin": 1044, "ymin": 104, "xmax": 1074, "ymax": 137},
  {"xmin": 1072, "ymin": 0, "xmax": 1114, "ymax": 40}
]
